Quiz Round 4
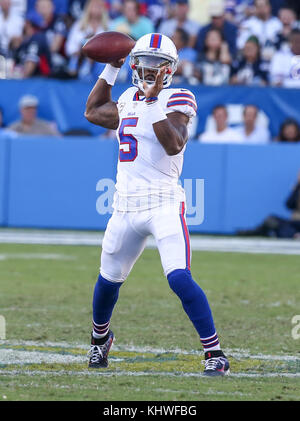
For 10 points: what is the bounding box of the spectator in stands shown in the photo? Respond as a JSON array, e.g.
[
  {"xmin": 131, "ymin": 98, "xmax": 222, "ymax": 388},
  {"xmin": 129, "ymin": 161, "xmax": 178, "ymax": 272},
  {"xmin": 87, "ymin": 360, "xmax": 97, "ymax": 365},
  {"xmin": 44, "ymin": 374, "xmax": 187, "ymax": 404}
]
[
  {"xmin": 224, "ymin": 0, "xmax": 255, "ymax": 25},
  {"xmin": 27, "ymin": 0, "xmax": 68, "ymax": 17},
  {"xmin": 10, "ymin": 11, "xmax": 52, "ymax": 78},
  {"xmin": 194, "ymin": 28, "xmax": 232, "ymax": 86},
  {"xmin": 276, "ymin": 118, "xmax": 300, "ymax": 142},
  {"xmin": 235, "ymin": 104, "xmax": 271, "ymax": 143},
  {"xmin": 9, "ymin": 94, "xmax": 60, "ymax": 135},
  {"xmin": 0, "ymin": 105, "xmax": 17, "ymax": 136},
  {"xmin": 283, "ymin": 0, "xmax": 300, "ymax": 18},
  {"xmin": 67, "ymin": 0, "xmax": 89, "ymax": 23},
  {"xmin": 273, "ymin": 6, "xmax": 297, "ymax": 52},
  {"xmin": 198, "ymin": 104, "xmax": 243, "ymax": 143},
  {"xmin": 51, "ymin": 0, "xmax": 68, "ymax": 16},
  {"xmin": 158, "ymin": 0, "xmax": 200, "ymax": 48},
  {"xmin": 35, "ymin": 0, "xmax": 68, "ymax": 75},
  {"xmin": 66, "ymin": 0, "xmax": 108, "ymax": 76},
  {"xmin": 0, "ymin": 0, "xmax": 24, "ymax": 57},
  {"xmin": 230, "ymin": 35, "xmax": 268, "ymax": 86},
  {"xmin": 269, "ymin": 28, "xmax": 300, "ymax": 88},
  {"xmin": 171, "ymin": 27, "xmax": 197, "ymax": 83},
  {"xmin": 106, "ymin": 0, "xmax": 123, "ymax": 19},
  {"xmin": 194, "ymin": 0, "xmax": 238, "ymax": 58},
  {"xmin": 270, "ymin": 0, "xmax": 285, "ymax": 17},
  {"xmin": 7, "ymin": 0, "xmax": 26, "ymax": 16},
  {"xmin": 237, "ymin": 0, "xmax": 282, "ymax": 62},
  {"xmin": 146, "ymin": 0, "xmax": 174, "ymax": 29},
  {"xmin": 109, "ymin": 0, "xmax": 154, "ymax": 40},
  {"xmin": 237, "ymin": 170, "xmax": 300, "ymax": 238}
]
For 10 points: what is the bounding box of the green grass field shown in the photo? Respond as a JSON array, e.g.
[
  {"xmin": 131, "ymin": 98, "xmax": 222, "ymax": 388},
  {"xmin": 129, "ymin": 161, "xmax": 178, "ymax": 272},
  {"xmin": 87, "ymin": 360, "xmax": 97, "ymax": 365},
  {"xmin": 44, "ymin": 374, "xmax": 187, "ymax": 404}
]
[{"xmin": 0, "ymin": 241, "xmax": 300, "ymax": 401}]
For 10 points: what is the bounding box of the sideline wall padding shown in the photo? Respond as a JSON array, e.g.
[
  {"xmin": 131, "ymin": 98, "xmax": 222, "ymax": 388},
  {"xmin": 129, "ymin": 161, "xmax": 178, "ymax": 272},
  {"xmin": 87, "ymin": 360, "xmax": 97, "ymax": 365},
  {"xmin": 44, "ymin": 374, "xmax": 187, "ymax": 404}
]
[
  {"xmin": 181, "ymin": 142, "xmax": 226, "ymax": 233},
  {"xmin": 1, "ymin": 79, "xmax": 300, "ymax": 139},
  {"xmin": 222, "ymin": 143, "xmax": 300, "ymax": 233},
  {"xmin": 5, "ymin": 137, "xmax": 300, "ymax": 233},
  {"xmin": 7, "ymin": 136, "xmax": 118, "ymax": 229},
  {"xmin": 0, "ymin": 136, "xmax": 8, "ymax": 225}
]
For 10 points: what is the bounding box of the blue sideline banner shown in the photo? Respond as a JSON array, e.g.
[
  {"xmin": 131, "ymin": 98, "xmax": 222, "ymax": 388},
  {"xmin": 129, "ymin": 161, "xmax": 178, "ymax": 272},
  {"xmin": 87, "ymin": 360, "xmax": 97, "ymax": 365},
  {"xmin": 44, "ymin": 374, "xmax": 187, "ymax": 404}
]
[
  {"xmin": 7, "ymin": 136, "xmax": 119, "ymax": 229},
  {"xmin": 0, "ymin": 136, "xmax": 8, "ymax": 225},
  {"xmin": 222, "ymin": 143, "xmax": 300, "ymax": 233},
  {"xmin": 4, "ymin": 136, "xmax": 300, "ymax": 233},
  {"xmin": 181, "ymin": 142, "xmax": 226, "ymax": 233},
  {"xmin": 1, "ymin": 79, "xmax": 300, "ymax": 138}
]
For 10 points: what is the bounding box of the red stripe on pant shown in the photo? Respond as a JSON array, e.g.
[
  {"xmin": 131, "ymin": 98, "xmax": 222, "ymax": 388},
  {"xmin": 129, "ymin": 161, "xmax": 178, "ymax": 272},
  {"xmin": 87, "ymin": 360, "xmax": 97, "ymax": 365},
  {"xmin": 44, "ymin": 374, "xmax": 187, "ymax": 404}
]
[{"xmin": 180, "ymin": 202, "xmax": 191, "ymax": 270}]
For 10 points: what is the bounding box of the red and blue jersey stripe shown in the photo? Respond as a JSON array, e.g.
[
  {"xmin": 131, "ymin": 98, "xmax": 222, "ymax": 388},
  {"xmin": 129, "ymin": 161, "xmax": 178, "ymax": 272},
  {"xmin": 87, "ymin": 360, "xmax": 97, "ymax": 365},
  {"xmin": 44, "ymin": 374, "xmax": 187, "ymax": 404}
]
[
  {"xmin": 150, "ymin": 33, "xmax": 162, "ymax": 49},
  {"xmin": 167, "ymin": 92, "xmax": 197, "ymax": 112},
  {"xmin": 169, "ymin": 92, "xmax": 196, "ymax": 101}
]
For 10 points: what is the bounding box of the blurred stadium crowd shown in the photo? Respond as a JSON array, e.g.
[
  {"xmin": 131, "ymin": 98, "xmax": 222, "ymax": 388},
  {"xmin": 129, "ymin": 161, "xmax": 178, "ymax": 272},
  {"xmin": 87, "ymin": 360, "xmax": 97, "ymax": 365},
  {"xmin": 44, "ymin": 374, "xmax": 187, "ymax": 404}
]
[
  {"xmin": 1, "ymin": 0, "xmax": 300, "ymax": 86},
  {"xmin": 0, "ymin": 0, "xmax": 300, "ymax": 142}
]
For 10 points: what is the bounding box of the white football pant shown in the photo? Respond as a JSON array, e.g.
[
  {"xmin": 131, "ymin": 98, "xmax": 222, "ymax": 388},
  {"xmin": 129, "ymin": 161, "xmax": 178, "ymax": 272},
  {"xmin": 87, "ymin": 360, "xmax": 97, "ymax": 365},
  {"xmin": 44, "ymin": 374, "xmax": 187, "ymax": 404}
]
[{"xmin": 100, "ymin": 202, "xmax": 191, "ymax": 282}]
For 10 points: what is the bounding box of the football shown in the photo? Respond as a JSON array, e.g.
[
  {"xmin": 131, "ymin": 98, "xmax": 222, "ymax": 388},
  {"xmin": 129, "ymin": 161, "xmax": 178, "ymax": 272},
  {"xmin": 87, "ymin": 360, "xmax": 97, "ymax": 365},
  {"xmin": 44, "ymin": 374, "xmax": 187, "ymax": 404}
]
[{"xmin": 82, "ymin": 31, "xmax": 136, "ymax": 63}]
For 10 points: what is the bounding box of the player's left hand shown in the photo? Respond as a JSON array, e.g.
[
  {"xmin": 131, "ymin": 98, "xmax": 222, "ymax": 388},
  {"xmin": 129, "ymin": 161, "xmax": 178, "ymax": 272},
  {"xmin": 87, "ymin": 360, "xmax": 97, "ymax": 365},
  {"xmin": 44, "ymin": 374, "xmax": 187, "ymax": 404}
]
[{"xmin": 143, "ymin": 66, "xmax": 167, "ymax": 98}]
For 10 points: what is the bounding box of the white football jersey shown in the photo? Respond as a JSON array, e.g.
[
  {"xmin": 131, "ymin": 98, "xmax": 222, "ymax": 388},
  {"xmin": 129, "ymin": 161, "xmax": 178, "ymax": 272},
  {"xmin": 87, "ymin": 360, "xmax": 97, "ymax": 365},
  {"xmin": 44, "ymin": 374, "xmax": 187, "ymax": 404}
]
[{"xmin": 113, "ymin": 86, "xmax": 197, "ymax": 211}]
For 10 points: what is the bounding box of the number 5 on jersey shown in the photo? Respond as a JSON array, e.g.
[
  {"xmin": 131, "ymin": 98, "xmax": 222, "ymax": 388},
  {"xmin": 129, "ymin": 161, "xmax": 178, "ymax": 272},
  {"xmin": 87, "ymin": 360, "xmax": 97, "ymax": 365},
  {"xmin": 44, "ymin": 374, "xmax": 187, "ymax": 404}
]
[{"xmin": 118, "ymin": 117, "xmax": 138, "ymax": 162}]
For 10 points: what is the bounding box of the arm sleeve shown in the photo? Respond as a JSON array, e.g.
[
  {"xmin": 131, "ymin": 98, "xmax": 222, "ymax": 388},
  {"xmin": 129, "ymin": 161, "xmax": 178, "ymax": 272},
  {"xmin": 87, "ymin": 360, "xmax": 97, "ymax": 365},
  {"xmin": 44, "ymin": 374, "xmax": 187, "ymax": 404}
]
[{"xmin": 165, "ymin": 89, "xmax": 197, "ymax": 119}]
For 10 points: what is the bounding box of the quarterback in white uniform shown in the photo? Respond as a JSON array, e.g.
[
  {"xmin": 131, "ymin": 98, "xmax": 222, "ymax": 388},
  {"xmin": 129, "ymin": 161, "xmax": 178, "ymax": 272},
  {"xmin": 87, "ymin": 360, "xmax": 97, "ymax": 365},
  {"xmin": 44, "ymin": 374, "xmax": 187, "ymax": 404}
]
[{"xmin": 85, "ymin": 33, "xmax": 229, "ymax": 376}]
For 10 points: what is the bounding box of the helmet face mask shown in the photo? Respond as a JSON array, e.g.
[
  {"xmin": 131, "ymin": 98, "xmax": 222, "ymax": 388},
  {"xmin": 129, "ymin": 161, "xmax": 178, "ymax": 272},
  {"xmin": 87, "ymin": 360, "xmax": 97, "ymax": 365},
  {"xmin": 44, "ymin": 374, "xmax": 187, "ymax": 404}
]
[
  {"xmin": 133, "ymin": 55, "xmax": 173, "ymax": 85},
  {"xmin": 130, "ymin": 34, "xmax": 178, "ymax": 91}
]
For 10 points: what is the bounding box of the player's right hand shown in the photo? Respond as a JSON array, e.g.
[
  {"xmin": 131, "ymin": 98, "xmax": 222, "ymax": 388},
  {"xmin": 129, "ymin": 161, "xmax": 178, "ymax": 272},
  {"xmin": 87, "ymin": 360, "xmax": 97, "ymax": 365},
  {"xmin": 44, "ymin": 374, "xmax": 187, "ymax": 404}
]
[
  {"xmin": 110, "ymin": 58, "xmax": 126, "ymax": 68},
  {"xmin": 143, "ymin": 66, "xmax": 167, "ymax": 98}
]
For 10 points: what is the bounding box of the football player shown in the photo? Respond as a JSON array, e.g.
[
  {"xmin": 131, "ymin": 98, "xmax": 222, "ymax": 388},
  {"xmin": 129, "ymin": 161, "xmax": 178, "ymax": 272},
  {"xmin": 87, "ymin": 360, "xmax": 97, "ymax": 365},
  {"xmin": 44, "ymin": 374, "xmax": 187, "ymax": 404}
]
[{"xmin": 85, "ymin": 33, "xmax": 230, "ymax": 376}]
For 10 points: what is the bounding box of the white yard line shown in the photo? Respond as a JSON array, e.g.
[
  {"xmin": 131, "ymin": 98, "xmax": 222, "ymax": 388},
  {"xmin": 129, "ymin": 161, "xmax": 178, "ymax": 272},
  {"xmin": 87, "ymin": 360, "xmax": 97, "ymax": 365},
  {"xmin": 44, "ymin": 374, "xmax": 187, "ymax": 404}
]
[
  {"xmin": 0, "ymin": 229, "xmax": 300, "ymax": 255},
  {"xmin": 0, "ymin": 231, "xmax": 104, "ymax": 246},
  {"xmin": 1, "ymin": 340, "xmax": 299, "ymax": 379},
  {"xmin": 0, "ymin": 253, "xmax": 76, "ymax": 261},
  {"xmin": 0, "ymin": 349, "xmax": 86, "ymax": 365},
  {"xmin": 1, "ymin": 340, "xmax": 299, "ymax": 362},
  {"xmin": 0, "ymin": 369, "xmax": 300, "ymax": 379}
]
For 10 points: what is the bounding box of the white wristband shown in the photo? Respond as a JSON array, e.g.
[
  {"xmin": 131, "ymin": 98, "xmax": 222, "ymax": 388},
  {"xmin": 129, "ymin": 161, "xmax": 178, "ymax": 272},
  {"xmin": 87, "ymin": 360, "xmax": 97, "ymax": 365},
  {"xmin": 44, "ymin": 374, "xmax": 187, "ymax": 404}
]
[
  {"xmin": 98, "ymin": 64, "xmax": 120, "ymax": 86},
  {"xmin": 146, "ymin": 100, "xmax": 167, "ymax": 125}
]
